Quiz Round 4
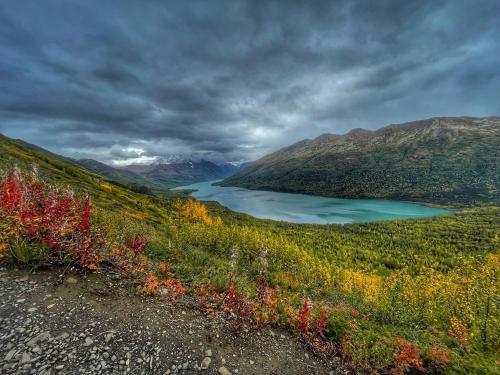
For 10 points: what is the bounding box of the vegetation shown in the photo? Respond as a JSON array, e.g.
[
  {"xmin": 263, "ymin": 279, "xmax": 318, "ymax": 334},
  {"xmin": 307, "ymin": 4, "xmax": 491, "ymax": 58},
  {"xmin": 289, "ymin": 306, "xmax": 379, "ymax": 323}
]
[
  {"xmin": 0, "ymin": 133, "xmax": 498, "ymax": 374},
  {"xmin": 221, "ymin": 117, "xmax": 500, "ymax": 205}
]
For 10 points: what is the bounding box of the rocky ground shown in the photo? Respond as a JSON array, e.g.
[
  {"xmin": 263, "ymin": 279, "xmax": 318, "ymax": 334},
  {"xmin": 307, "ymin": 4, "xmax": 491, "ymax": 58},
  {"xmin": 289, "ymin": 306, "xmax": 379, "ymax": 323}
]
[{"xmin": 0, "ymin": 266, "xmax": 337, "ymax": 374}]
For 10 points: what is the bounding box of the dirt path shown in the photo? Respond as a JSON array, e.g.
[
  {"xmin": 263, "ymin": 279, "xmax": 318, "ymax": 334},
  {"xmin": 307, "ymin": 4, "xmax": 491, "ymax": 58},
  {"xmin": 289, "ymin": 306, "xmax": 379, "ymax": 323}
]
[{"xmin": 0, "ymin": 266, "xmax": 336, "ymax": 374}]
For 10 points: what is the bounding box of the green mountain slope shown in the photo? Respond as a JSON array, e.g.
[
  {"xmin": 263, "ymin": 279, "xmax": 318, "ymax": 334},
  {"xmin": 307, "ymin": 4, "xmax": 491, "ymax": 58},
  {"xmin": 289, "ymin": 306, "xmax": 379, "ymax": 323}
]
[
  {"xmin": 0, "ymin": 133, "xmax": 179, "ymax": 221},
  {"xmin": 221, "ymin": 117, "xmax": 500, "ymax": 205}
]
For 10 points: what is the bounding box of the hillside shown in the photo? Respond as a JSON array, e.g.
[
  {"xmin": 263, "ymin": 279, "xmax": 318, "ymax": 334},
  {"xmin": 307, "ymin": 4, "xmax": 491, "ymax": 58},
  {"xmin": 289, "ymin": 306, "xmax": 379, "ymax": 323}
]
[
  {"xmin": 0, "ymin": 132, "xmax": 498, "ymax": 373},
  {"xmin": 79, "ymin": 158, "xmax": 241, "ymax": 190},
  {"xmin": 221, "ymin": 117, "xmax": 500, "ymax": 205}
]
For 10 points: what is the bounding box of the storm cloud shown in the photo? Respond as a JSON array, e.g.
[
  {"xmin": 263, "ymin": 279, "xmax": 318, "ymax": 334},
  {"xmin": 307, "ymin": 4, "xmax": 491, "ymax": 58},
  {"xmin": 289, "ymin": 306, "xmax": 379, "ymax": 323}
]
[{"xmin": 1, "ymin": 0, "xmax": 499, "ymax": 164}]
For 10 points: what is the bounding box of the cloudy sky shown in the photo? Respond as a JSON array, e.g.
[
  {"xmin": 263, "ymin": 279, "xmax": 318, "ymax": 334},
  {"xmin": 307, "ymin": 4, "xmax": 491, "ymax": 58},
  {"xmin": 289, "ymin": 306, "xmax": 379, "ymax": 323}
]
[{"xmin": 1, "ymin": 0, "xmax": 499, "ymax": 165}]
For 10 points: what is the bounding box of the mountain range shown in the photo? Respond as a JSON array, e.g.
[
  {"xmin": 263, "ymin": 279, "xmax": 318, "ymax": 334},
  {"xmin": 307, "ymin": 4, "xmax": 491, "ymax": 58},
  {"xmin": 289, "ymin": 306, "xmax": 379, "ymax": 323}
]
[
  {"xmin": 77, "ymin": 159, "xmax": 242, "ymax": 192},
  {"xmin": 0, "ymin": 133, "xmax": 244, "ymax": 193},
  {"xmin": 221, "ymin": 117, "xmax": 500, "ymax": 205}
]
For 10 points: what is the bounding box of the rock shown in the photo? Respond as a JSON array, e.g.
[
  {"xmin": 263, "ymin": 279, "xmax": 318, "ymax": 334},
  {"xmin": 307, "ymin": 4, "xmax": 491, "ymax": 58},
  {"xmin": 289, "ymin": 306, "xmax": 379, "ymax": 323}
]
[
  {"xmin": 84, "ymin": 337, "xmax": 93, "ymax": 347},
  {"xmin": 55, "ymin": 364, "xmax": 64, "ymax": 371},
  {"xmin": 200, "ymin": 357, "xmax": 211, "ymax": 370},
  {"xmin": 20, "ymin": 352, "xmax": 31, "ymax": 364},
  {"xmin": 17, "ymin": 299, "xmax": 26, "ymax": 303},
  {"xmin": 27, "ymin": 331, "xmax": 51, "ymax": 347},
  {"xmin": 27, "ymin": 307, "xmax": 38, "ymax": 313},
  {"xmin": 205, "ymin": 349, "xmax": 212, "ymax": 357},
  {"xmin": 65, "ymin": 277, "xmax": 78, "ymax": 284},
  {"xmin": 219, "ymin": 366, "xmax": 231, "ymax": 375},
  {"xmin": 249, "ymin": 360, "xmax": 254, "ymax": 365},
  {"xmin": 104, "ymin": 332, "xmax": 114, "ymax": 343},
  {"xmin": 4, "ymin": 349, "xmax": 16, "ymax": 361}
]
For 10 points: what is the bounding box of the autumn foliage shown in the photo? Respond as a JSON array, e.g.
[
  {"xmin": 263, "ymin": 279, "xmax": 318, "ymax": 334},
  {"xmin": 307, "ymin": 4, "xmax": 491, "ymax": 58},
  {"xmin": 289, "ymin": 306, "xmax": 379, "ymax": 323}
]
[
  {"xmin": 175, "ymin": 198, "xmax": 222, "ymax": 225},
  {"xmin": 392, "ymin": 337, "xmax": 425, "ymax": 375},
  {"xmin": 0, "ymin": 171, "xmax": 100, "ymax": 269}
]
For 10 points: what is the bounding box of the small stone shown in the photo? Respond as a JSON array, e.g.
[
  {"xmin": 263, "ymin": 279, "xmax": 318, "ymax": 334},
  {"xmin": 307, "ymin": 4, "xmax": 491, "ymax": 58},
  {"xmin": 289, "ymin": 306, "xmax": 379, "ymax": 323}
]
[
  {"xmin": 55, "ymin": 364, "xmax": 64, "ymax": 371},
  {"xmin": 65, "ymin": 277, "xmax": 78, "ymax": 284},
  {"xmin": 47, "ymin": 304, "xmax": 55, "ymax": 309},
  {"xmin": 104, "ymin": 333, "xmax": 114, "ymax": 343},
  {"xmin": 84, "ymin": 337, "xmax": 93, "ymax": 347},
  {"xmin": 205, "ymin": 349, "xmax": 212, "ymax": 357},
  {"xmin": 219, "ymin": 366, "xmax": 231, "ymax": 375},
  {"xmin": 27, "ymin": 307, "xmax": 37, "ymax": 313},
  {"xmin": 20, "ymin": 352, "xmax": 31, "ymax": 364},
  {"xmin": 200, "ymin": 357, "xmax": 211, "ymax": 370},
  {"xmin": 249, "ymin": 360, "xmax": 254, "ymax": 365},
  {"xmin": 17, "ymin": 299, "xmax": 26, "ymax": 303},
  {"xmin": 5, "ymin": 349, "xmax": 16, "ymax": 361}
]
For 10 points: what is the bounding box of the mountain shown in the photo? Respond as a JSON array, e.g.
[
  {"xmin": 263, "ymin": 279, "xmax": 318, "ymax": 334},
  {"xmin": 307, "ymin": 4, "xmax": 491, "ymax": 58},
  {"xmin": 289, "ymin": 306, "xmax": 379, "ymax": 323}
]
[
  {"xmin": 80, "ymin": 159, "xmax": 243, "ymax": 190},
  {"xmin": 221, "ymin": 117, "xmax": 500, "ymax": 205},
  {"xmin": 76, "ymin": 159, "xmax": 154, "ymax": 193}
]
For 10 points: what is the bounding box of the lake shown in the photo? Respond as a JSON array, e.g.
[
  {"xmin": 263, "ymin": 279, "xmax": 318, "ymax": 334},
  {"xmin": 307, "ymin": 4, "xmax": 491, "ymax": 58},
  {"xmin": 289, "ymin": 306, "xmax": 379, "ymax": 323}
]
[{"xmin": 174, "ymin": 180, "xmax": 448, "ymax": 224}]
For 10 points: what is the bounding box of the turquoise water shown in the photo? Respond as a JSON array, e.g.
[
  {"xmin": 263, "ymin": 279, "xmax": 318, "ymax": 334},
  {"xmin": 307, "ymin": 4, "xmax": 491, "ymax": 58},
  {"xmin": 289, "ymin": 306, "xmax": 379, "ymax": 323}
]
[{"xmin": 174, "ymin": 180, "xmax": 448, "ymax": 224}]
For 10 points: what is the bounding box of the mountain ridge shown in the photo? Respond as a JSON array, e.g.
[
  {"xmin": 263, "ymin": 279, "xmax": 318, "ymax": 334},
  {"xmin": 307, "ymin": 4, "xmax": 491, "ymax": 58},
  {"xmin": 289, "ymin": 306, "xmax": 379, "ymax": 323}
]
[{"xmin": 221, "ymin": 116, "xmax": 500, "ymax": 205}]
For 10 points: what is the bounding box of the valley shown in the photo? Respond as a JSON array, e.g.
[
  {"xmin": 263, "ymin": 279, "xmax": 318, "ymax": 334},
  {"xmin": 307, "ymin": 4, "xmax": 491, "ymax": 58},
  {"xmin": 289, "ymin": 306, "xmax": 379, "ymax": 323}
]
[{"xmin": 0, "ymin": 131, "xmax": 498, "ymax": 374}]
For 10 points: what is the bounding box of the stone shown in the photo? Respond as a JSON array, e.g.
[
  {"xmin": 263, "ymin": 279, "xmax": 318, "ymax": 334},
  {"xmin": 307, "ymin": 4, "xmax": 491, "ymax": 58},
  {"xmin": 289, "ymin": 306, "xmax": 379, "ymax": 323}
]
[
  {"xmin": 84, "ymin": 337, "xmax": 93, "ymax": 347},
  {"xmin": 205, "ymin": 349, "xmax": 212, "ymax": 357},
  {"xmin": 104, "ymin": 332, "xmax": 114, "ymax": 343},
  {"xmin": 219, "ymin": 366, "xmax": 231, "ymax": 375},
  {"xmin": 65, "ymin": 277, "xmax": 78, "ymax": 284},
  {"xmin": 27, "ymin": 331, "xmax": 51, "ymax": 347},
  {"xmin": 200, "ymin": 357, "xmax": 211, "ymax": 370},
  {"xmin": 4, "ymin": 349, "xmax": 16, "ymax": 361},
  {"xmin": 20, "ymin": 352, "xmax": 31, "ymax": 364}
]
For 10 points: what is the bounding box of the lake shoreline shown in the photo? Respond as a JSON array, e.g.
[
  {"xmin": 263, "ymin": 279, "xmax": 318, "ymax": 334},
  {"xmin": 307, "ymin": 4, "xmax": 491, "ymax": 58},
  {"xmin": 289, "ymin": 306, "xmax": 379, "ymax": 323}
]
[{"xmin": 174, "ymin": 180, "xmax": 449, "ymax": 225}]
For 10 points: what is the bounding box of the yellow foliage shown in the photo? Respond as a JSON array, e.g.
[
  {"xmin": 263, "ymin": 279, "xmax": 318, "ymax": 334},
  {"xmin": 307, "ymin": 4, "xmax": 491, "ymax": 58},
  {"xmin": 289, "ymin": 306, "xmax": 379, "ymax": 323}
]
[
  {"xmin": 175, "ymin": 198, "xmax": 222, "ymax": 225},
  {"xmin": 100, "ymin": 182, "xmax": 113, "ymax": 191},
  {"xmin": 342, "ymin": 270, "xmax": 382, "ymax": 302},
  {"xmin": 125, "ymin": 212, "xmax": 147, "ymax": 219}
]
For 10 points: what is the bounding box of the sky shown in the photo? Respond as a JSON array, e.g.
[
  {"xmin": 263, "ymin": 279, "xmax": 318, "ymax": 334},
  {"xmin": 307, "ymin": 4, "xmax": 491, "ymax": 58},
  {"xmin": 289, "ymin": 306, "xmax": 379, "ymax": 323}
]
[{"xmin": 1, "ymin": 0, "xmax": 499, "ymax": 165}]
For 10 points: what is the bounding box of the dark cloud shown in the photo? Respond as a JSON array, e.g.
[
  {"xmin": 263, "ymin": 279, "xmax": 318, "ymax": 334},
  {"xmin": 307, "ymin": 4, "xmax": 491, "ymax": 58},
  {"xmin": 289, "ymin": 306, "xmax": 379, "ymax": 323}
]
[{"xmin": 0, "ymin": 0, "xmax": 499, "ymax": 165}]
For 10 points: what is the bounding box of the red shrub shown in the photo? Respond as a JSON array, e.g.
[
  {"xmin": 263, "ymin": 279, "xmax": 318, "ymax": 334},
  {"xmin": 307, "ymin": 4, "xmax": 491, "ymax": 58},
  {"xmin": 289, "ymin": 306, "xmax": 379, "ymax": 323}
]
[
  {"xmin": 128, "ymin": 234, "xmax": 148, "ymax": 256},
  {"xmin": 227, "ymin": 272, "xmax": 236, "ymax": 311},
  {"xmin": 428, "ymin": 345, "xmax": 450, "ymax": 370},
  {"xmin": 0, "ymin": 172, "xmax": 99, "ymax": 269},
  {"xmin": 257, "ymin": 273, "xmax": 267, "ymax": 307},
  {"xmin": 80, "ymin": 197, "xmax": 91, "ymax": 232},
  {"xmin": 316, "ymin": 310, "xmax": 329, "ymax": 338},
  {"xmin": 299, "ymin": 296, "xmax": 311, "ymax": 334},
  {"xmin": 392, "ymin": 337, "xmax": 425, "ymax": 375}
]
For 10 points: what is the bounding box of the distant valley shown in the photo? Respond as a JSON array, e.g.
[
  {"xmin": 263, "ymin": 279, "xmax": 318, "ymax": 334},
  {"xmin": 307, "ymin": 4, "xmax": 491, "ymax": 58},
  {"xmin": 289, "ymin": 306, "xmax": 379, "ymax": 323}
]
[{"xmin": 77, "ymin": 158, "xmax": 244, "ymax": 192}]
